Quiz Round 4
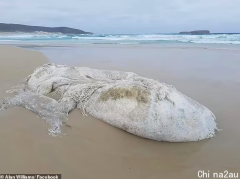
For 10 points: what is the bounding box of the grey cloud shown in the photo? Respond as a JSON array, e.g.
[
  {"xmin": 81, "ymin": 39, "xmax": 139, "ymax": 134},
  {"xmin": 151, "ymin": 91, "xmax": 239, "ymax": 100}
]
[{"xmin": 0, "ymin": 0, "xmax": 240, "ymax": 33}]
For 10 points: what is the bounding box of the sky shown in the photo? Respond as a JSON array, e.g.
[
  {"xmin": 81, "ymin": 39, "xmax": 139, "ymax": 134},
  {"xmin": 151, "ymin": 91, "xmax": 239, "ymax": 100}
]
[{"xmin": 0, "ymin": 0, "xmax": 240, "ymax": 34}]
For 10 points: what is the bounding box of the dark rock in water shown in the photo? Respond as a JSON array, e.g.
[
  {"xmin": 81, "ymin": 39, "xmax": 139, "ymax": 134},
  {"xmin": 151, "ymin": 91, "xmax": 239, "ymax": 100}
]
[
  {"xmin": 179, "ymin": 30, "xmax": 210, "ymax": 35},
  {"xmin": 0, "ymin": 23, "xmax": 92, "ymax": 34}
]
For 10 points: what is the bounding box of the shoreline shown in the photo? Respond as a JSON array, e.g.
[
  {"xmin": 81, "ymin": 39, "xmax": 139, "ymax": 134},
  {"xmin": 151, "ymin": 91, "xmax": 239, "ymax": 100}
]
[
  {"xmin": 2, "ymin": 42, "xmax": 240, "ymax": 51},
  {"xmin": 0, "ymin": 45, "xmax": 239, "ymax": 178},
  {"xmin": 0, "ymin": 45, "xmax": 48, "ymax": 98}
]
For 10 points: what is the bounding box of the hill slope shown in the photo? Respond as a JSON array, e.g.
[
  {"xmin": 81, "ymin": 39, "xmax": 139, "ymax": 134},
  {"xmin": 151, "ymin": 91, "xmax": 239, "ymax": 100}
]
[{"xmin": 0, "ymin": 23, "xmax": 92, "ymax": 34}]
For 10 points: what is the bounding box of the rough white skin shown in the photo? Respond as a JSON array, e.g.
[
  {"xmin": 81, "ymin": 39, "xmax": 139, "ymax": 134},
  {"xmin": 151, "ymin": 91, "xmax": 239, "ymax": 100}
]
[{"xmin": 0, "ymin": 64, "xmax": 218, "ymax": 141}]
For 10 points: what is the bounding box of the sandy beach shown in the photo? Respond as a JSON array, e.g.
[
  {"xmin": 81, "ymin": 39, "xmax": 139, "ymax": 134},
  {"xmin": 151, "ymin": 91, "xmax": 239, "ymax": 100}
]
[{"xmin": 0, "ymin": 45, "xmax": 239, "ymax": 179}]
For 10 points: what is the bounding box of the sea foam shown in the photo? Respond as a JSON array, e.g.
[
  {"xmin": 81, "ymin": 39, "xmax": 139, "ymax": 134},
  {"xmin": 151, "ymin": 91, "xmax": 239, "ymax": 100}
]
[{"xmin": 1, "ymin": 33, "xmax": 240, "ymax": 45}]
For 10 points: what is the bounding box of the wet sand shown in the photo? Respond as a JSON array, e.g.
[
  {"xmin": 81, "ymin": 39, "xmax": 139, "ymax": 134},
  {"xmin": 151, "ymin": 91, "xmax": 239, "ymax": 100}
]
[{"xmin": 0, "ymin": 45, "xmax": 239, "ymax": 179}]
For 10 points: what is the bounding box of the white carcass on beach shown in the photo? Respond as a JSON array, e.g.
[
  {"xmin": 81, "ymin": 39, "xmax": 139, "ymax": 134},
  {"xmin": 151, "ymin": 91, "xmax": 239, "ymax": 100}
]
[{"xmin": 0, "ymin": 63, "xmax": 218, "ymax": 142}]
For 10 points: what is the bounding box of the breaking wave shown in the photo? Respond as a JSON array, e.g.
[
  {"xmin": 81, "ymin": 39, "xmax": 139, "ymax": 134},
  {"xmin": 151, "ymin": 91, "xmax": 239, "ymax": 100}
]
[{"xmin": 0, "ymin": 32, "xmax": 240, "ymax": 45}]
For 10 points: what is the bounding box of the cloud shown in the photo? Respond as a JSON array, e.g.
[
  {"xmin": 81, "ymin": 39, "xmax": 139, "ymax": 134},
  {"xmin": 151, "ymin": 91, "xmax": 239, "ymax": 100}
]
[{"xmin": 0, "ymin": 0, "xmax": 240, "ymax": 33}]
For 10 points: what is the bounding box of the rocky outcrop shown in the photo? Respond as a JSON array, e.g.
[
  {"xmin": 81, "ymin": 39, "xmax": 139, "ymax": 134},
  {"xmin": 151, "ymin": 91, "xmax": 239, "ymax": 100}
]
[
  {"xmin": 180, "ymin": 30, "xmax": 210, "ymax": 35},
  {"xmin": 0, "ymin": 23, "xmax": 92, "ymax": 34}
]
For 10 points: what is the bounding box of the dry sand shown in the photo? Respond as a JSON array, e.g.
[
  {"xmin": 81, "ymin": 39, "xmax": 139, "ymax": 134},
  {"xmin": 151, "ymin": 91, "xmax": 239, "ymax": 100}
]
[{"xmin": 0, "ymin": 45, "xmax": 239, "ymax": 179}]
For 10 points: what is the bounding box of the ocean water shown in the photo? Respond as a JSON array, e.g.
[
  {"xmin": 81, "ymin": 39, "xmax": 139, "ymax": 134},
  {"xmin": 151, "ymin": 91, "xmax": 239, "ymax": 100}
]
[{"xmin": 0, "ymin": 32, "xmax": 240, "ymax": 46}]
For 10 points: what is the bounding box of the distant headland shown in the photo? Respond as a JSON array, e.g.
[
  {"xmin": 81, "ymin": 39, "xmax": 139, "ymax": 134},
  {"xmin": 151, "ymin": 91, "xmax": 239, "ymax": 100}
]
[
  {"xmin": 0, "ymin": 23, "xmax": 93, "ymax": 34},
  {"xmin": 179, "ymin": 30, "xmax": 240, "ymax": 35},
  {"xmin": 179, "ymin": 30, "xmax": 210, "ymax": 35}
]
